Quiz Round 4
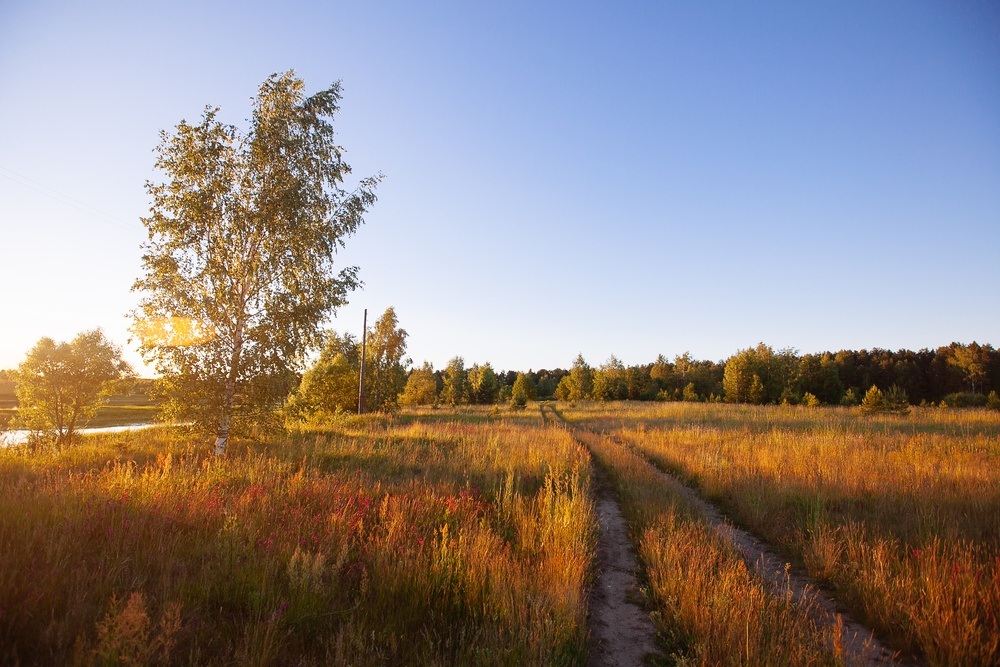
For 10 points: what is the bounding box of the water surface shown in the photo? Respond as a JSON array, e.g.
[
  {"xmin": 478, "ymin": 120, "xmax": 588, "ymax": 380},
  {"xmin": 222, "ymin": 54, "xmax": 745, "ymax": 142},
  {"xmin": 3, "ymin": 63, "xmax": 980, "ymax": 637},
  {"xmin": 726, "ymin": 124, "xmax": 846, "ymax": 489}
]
[{"xmin": 1, "ymin": 423, "xmax": 160, "ymax": 446}]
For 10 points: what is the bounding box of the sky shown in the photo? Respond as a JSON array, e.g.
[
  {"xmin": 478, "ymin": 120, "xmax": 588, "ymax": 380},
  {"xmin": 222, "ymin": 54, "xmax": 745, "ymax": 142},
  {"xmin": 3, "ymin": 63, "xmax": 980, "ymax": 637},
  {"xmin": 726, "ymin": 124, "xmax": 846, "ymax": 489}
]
[{"xmin": 1, "ymin": 1, "xmax": 998, "ymax": 375}]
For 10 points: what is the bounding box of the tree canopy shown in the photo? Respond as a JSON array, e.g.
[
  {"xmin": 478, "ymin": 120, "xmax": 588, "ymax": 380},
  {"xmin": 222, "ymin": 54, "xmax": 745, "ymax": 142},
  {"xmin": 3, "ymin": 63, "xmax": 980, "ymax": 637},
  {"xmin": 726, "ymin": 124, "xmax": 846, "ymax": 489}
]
[
  {"xmin": 11, "ymin": 330, "xmax": 131, "ymax": 446},
  {"xmin": 131, "ymin": 71, "xmax": 381, "ymax": 453},
  {"xmin": 288, "ymin": 307, "xmax": 409, "ymax": 419},
  {"xmin": 440, "ymin": 358, "xmax": 468, "ymax": 406},
  {"xmin": 399, "ymin": 362, "xmax": 438, "ymax": 407},
  {"xmin": 362, "ymin": 307, "xmax": 410, "ymax": 413}
]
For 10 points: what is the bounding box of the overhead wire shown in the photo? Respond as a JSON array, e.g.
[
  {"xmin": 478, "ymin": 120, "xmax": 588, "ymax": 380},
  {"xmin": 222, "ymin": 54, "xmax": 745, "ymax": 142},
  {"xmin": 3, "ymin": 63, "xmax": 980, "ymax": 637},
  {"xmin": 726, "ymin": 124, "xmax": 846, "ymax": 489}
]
[{"xmin": 0, "ymin": 164, "xmax": 137, "ymax": 232}]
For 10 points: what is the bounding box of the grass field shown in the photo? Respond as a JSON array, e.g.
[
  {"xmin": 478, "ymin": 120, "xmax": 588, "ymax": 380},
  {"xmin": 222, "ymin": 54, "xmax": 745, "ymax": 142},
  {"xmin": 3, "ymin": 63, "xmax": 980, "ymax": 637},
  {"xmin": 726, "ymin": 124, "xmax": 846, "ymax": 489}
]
[
  {"xmin": 0, "ymin": 409, "xmax": 594, "ymax": 665},
  {"xmin": 562, "ymin": 402, "xmax": 1000, "ymax": 666},
  {"xmin": 573, "ymin": 424, "xmax": 844, "ymax": 665},
  {"xmin": 0, "ymin": 402, "xmax": 996, "ymax": 665}
]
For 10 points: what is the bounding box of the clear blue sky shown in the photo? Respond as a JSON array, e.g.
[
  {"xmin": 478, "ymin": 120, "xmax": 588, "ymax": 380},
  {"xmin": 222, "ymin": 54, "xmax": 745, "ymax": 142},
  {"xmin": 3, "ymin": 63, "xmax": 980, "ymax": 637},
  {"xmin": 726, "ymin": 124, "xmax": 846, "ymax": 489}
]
[{"xmin": 1, "ymin": 1, "xmax": 998, "ymax": 375}]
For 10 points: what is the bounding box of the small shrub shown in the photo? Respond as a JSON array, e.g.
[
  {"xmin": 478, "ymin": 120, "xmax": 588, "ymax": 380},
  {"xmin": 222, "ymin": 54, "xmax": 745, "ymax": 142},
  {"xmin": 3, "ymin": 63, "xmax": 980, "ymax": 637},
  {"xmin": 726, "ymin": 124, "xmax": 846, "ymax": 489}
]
[
  {"xmin": 988, "ymin": 391, "xmax": 1000, "ymax": 411},
  {"xmin": 885, "ymin": 385, "xmax": 910, "ymax": 416},
  {"xmin": 95, "ymin": 592, "xmax": 181, "ymax": 666},
  {"xmin": 802, "ymin": 392, "xmax": 821, "ymax": 408},
  {"xmin": 860, "ymin": 386, "xmax": 887, "ymax": 414},
  {"xmin": 942, "ymin": 392, "xmax": 988, "ymax": 408},
  {"xmin": 841, "ymin": 388, "xmax": 860, "ymax": 406}
]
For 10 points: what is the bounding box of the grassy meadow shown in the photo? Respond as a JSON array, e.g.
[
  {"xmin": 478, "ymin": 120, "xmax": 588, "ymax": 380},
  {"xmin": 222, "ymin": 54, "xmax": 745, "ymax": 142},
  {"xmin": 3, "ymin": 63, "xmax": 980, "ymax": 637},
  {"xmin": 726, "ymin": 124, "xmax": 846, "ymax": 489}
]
[
  {"xmin": 0, "ymin": 408, "xmax": 594, "ymax": 665},
  {"xmin": 1, "ymin": 401, "xmax": 997, "ymax": 665},
  {"xmin": 570, "ymin": 422, "xmax": 845, "ymax": 666},
  {"xmin": 562, "ymin": 402, "xmax": 1000, "ymax": 666}
]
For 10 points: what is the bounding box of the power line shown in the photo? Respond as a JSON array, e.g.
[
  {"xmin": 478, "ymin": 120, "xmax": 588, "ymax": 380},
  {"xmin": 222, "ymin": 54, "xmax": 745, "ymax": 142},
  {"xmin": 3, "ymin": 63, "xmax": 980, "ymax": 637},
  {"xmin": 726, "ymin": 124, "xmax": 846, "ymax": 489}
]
[{"xmin": 0, "ymin": 164, "xmax": 136, "ymax": 232}]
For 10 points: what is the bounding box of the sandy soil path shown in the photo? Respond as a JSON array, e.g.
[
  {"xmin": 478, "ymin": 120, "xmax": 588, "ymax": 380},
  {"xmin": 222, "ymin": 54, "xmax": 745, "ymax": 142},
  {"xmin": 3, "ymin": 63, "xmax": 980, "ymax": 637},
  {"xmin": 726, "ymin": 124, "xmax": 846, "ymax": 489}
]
[
  {"xmin": 544, "ymin": 404, "xmax": 919, "ymax": 666},
  {"xmin": 586, "ymin": 463, "xmax": 664, "ymax": 666},
  {"xmin": 543, "ymin": 404, "xmax": 662, "ymax": 666}
]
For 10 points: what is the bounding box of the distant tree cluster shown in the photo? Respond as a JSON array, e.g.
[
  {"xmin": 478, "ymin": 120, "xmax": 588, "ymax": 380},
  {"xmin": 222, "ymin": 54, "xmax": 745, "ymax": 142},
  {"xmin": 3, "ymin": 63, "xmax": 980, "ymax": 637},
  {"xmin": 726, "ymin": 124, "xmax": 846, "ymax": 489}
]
[
  {"xmin": 552, "ymin": 353, "xmax": 724, "ymax": 403},
  {"xmin": 5, "ymin": 334, "xmax": 997, "ymax": 446},
  {"xmin": 287, "ymin": 307, "xmax": 409, "ymax": 419},
  {"xmin": 384, "ymin": 341, "xmax": 998, "ymax": 410},
  {"xmin": 718, "ymin": 342, "xmax": 999, "ymax": 407}
]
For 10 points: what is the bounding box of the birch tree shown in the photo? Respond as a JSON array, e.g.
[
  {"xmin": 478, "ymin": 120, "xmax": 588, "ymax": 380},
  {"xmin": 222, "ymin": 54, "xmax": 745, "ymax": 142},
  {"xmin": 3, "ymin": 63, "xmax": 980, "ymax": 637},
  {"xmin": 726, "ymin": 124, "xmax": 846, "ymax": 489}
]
[
  {"xmin": 132, "ymin": 71, "xmax": 381, "ymax": 454},
  {"xmin": 363, "ymin": 307, "xmax": 409, "ymax": 412}
]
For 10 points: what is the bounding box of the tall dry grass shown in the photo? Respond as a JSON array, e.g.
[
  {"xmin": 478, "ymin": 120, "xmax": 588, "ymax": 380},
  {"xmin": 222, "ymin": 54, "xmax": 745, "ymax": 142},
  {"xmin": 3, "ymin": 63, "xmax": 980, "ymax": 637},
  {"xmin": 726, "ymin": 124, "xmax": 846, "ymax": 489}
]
[
  {"xmin": 0, "ymin": 414, "xmax": 595, "ymax": 665},
  {"xmin": 575, "ymin": 426, "xmax": 843, "ymax": 666},
  {"xmin": 565, "ymin": 401, "xmax": 1000, "ymax": 666}
]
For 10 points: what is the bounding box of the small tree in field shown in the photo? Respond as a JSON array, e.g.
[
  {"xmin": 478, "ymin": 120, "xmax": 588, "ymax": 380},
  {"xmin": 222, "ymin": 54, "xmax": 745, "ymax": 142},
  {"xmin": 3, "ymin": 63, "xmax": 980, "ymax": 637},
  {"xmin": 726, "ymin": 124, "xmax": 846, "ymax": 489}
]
[
  {"xmin": 132, "ymin": 71, "xmax": 381, "ymax": 454},
  {"xmin": 510, "ymin": 373, "xmax": 535, "ymax": 410},
  {"xmin": 287, "ymin": 308, "xmax": 408, "ymax": 418},
  {"xmin": 399, "ymin": 363, "xmax": 438, "ymax": 406},
  {"xmin": 12, "ymin": 330, "xmax": 131, "ymax": 446},
  {"xmin": 554, "ymin": 376, "xmax": 574, "ymax": 402},
  {"xmin": 859, "ymin": 385, "xmax": 909, "ymax": 415},
  {"xmin": 285, "ymin": 333, "xmax": 359, "ymax": 420},
  {"xmin": 467, "ymin": 363, "xmax": 500, "ymax": 405},
  {"xmin": 682, "ymin": 382, "xmax": 700, "ymax": 402},
  {"xmin": 363, "ymin": 307, "xmax": 409, "ymax": 412},
  {"xmin": 567, "ymin": 354, "xmax": 593, "ymax": 401},
  {"xmin": 440, "ymin": 358, "xmax": 468, "ymax": 406},
  {"xmin": 860, "ymin": 385, "xmax": 887, "ymax": 414},
  {"xmin": 884, "ymin": 384, "xmax": 910, "ymax": 415},
  {"xmin": 841, "ymin": 388, "xmax": 860, "ymax": 406}
]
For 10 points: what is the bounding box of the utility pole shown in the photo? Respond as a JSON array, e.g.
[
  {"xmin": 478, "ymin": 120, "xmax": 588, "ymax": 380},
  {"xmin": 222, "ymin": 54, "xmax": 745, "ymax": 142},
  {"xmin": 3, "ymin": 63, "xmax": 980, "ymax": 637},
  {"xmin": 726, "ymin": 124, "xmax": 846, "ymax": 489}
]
[{"xmin": 357, "ymin": 308, "xmax": 367, "ymax": 414}]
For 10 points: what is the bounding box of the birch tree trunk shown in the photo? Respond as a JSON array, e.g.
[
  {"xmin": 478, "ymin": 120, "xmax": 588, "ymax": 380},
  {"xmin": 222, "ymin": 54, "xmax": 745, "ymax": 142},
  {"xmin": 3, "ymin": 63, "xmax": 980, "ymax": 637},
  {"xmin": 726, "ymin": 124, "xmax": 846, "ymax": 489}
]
[{"xmin": 214, "ymin": 320, "xmax": 244, "ymax": 456}]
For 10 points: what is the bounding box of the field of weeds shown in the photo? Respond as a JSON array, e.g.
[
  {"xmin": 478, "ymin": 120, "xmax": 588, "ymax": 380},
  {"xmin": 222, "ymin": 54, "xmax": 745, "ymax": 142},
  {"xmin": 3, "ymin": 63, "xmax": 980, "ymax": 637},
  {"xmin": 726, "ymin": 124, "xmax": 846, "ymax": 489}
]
[
  {"xmin": 563, "ymin": 402, "xmax": 1000, "ymax": 666},
  {"xmin": 3, "ymin": 401, "xmax": 996, "ymax": 666},
  {"xmin": 0, "ymin": 408, "xmax": 594, "ymax": 665}
]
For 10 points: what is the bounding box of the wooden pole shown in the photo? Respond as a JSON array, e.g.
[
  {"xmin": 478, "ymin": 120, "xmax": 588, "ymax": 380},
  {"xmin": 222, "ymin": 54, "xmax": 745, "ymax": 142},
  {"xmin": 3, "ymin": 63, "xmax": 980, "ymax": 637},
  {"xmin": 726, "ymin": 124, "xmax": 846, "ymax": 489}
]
[{"xmin": 358, "ymin": 308, "xmax": 367, "ymax": 414}]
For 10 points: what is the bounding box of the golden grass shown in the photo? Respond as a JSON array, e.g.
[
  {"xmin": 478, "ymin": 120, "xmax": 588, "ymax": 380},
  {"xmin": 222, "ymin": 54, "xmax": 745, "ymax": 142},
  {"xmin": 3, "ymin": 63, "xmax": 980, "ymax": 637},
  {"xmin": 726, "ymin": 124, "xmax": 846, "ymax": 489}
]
[
  {"xmin": 0, "ymin": 414, "xmax": 595, "ymax": 665},
  {"xmin": 564, "ymin": 401, "xmax": 1000, "ymax": 666},
  {"xmin": 575, "ymin": 426, "xmax": 842, "ymax": 665}
]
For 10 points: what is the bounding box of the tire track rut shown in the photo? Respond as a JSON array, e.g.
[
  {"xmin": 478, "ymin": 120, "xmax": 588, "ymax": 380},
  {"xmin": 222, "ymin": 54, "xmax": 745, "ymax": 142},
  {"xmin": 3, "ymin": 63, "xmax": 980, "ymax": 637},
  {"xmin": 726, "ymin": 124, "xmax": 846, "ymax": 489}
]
[
  {"xmin": 543, "ymin": 405, "xmax": 662, "ymax": 666},
  {"xmin": 546, "ymin": 405, "xmax": 919, "ymax": 667}
]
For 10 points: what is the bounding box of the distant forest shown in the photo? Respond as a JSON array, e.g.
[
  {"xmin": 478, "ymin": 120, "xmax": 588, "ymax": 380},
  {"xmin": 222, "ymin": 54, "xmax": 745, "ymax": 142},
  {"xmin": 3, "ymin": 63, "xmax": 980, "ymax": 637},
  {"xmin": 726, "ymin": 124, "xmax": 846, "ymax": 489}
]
[
  {"xmin": 2, "ymin": 342, "xmax": 997, "ymax": 411},
  {"xmin": 420, "ymin": 342, "xmax": 998, "ymax": 408}
]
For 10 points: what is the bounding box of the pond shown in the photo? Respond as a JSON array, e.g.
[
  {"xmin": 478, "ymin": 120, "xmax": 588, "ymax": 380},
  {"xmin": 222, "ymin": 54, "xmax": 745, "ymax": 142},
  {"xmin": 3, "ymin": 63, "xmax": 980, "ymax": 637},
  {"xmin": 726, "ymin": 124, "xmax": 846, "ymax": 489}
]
[{"xmin": 1, "ymin": 423, "xmax": 162, "ymax": 446}]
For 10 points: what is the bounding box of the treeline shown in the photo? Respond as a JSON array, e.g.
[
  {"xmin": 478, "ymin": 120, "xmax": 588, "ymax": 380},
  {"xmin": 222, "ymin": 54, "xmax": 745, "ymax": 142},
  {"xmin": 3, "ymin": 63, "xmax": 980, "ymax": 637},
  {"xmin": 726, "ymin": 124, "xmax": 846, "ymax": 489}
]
[
  {"xmin": 392, "ymin": 342, "xmax": 999, "ymax": 409},
  {"xmin": 5, "ymin": 310, "xmax": 997, "ymax": 438}
]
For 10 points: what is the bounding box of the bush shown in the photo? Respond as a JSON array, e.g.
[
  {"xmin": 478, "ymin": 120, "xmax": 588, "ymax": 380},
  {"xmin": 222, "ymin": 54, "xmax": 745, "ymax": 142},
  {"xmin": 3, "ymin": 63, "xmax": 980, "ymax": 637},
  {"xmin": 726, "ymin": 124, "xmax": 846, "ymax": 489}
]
[
  {"xmin": 884, "ymin": 384, "xmax": 910, "ymax": 416},
  {"xmin": 802, "ymin": 392, "xmax": 821, "ymax": 408},
  {"xmin": 862, "ymin": 385, "xmax": 909, "ymax": 416},
  {"xmin": 841, "ymin": 388, "xmax": 860, "ymax": 406},
  {"xmin": 988, "ymin": 391, "xmax": 1000, "ymax": 411},
  {"xmin": 941, "ymin": 392, "xmax": 988, "ymax": 408}
]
